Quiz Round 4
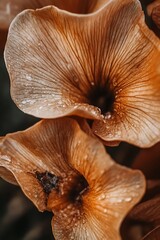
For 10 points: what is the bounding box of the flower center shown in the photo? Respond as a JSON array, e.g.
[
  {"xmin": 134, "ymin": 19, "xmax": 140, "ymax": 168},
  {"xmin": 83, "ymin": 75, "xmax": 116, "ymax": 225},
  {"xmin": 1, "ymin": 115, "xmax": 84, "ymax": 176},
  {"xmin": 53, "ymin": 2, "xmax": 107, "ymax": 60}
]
[
  {"xmin": 58, "ymin": 172, "xmax": 89, "ymax": 204},
  {"xmin": 36, "ymin": 171, "xmax": 89, "ymax": 204},
  {"xmin": 67, "ymin": 173, "xmax": 89, "ymax": 203},
  {"xmin": 36, "ymin": 171, "xmax": 59, "ymax": 194},
  {"xmin": 88, "ymin": 84, "xmax": 115, "ymax": 115}
]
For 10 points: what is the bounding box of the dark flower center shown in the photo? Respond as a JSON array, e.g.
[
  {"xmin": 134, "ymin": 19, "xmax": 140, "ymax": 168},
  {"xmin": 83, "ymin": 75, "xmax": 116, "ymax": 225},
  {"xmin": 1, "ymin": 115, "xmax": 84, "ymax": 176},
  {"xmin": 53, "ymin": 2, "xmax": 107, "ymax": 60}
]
[
  {"xmin": 36, "ymin": 171, "xmax": 59, "ymax": 194},
  {"xmin": 68, "ymin": 174, "xmax": 89, "ymax": 203},
  {"xmin": 36, "ymin": 171, "xmax": 89, "ymax": 204},
  {"xmin": 88, "ymin": 84, "xmax": 115, "ymax": 115}
]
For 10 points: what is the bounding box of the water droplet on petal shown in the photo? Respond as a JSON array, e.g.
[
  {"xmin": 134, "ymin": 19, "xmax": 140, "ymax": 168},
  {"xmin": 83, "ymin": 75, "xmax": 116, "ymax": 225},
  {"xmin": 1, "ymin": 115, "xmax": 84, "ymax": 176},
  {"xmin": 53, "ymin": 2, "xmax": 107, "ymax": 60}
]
[
  {"xmin": 104, "ymin": 112, "xmax": 112, "ymax": 119},
  {"xmin": 125, "ymin": 197, "xmax": 132, "ymax": 202},
  {"xmin": 103, "ymin": 208, "xmax": 107, "ymax": 213}
]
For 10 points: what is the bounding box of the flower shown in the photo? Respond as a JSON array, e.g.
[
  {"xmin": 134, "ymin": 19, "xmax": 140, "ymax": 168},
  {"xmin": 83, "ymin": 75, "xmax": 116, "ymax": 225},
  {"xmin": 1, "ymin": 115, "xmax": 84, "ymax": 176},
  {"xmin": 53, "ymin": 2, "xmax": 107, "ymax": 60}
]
[
  {"xmin": 0, "ymin": 118, "xmax": 145, "ymax": 239},
  {"xmin": 4, "ymin": 0, "xmax": 160, "ymax": 147}
]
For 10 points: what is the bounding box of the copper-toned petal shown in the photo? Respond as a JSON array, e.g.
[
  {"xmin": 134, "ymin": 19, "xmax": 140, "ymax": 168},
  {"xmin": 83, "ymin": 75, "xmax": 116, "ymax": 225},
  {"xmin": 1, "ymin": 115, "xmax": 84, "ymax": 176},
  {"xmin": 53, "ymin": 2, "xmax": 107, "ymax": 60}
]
[
  {"xmin": 0, "ymin": 117, "xmax": 146, "ymax": 239},
  {"xmin": 5, "ymin": 5, "xmax": 106, "ymax": 120},
  {"xmin": 0, "ymin": 166, "xmax": 17, "ymax": 185},
  {"xmin": 142, "ymin": 226, "xmax": 160, "ymax": 240},
  {"xmin": 91, "ymin": 2, "xmax": 160, "ymax": 147},
  {"xmin": 48, "ymin": 128, "xmax": 145, "ymax": 239},
  {"xmin": 5, "ymin": 0, "xmax": 160, "ymax": 147},
  {"xmin": 0, "ymin": 119, "xmax": 77, "ymax": 211},
  {"xmin": 132, "ymin": 142, "xmax": 160, "ymax": 179},
  {"xmin": 50, "ymin": 153, "xmax": 145, "ymax": 239},
  {"xmin": 130, "ymin": 196, "xmax": 160, "ymax": 224}
]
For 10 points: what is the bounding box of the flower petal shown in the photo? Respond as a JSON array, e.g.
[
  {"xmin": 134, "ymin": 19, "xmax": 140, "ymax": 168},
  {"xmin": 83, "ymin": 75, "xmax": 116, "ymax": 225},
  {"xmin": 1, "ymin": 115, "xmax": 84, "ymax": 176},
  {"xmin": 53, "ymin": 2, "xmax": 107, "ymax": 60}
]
[
  {"xmin": 0, "ymin": 119, "xmax": 77, "ymax": 211},
  {"xmin": 0, "ymin": 166, "xmax": 17, "ymax": 184},
  {"xmin": 130, "ymin": 196, "xmax": 160, "ymax": 224},
  {"xmin": 91, "ymin": 0, "xmax": 160, "ymax": 147},
  {"xmin": 132, "ymin": 142, "xmax": 160, "ymax": 179},
  {"xmin": 5, "ymin": 5, "xmax": 105, "ymax": 120},
  {"xmin": 142, "ymin": 226, "xmax": 160, "ymax": 240},
  {"xmin": 5, "ymin": 0, "xmax": 160, "ymax": 147},
  {"xmin": 0, "ymin": 117, "xmax": 146, "ymax": 239},
  {"xmin": 50, "ymin": 154, "xmax": 145, "ymax": 239}
]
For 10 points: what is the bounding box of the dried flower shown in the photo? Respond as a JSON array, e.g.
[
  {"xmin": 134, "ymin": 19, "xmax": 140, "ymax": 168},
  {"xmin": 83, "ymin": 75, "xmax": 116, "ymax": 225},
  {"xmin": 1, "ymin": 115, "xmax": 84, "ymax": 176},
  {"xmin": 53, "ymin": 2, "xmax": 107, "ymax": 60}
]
[
  {"xmin": 4, "ymin": 0, "xmax": 160, "ymax": 147},
  {"xmin": 0, "ymin": 118, "xmax": 145, "ymax": 239}
]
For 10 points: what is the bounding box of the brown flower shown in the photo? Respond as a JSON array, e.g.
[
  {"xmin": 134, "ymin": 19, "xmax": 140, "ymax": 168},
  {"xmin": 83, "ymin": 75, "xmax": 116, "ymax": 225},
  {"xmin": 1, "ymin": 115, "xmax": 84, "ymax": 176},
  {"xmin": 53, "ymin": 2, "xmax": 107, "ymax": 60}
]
[
  {"xmin": 0, "ymin": 118, "xmax": 145, "ymax": 239},
  {"xmin": 4, "ymin": 0, "xmax": 160, "ymax": 147}
]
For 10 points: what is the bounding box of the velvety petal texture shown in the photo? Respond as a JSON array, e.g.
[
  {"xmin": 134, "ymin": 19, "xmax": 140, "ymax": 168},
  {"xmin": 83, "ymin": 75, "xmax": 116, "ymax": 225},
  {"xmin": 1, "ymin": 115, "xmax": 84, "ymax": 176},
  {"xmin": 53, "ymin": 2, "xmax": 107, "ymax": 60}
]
[
  {"xmin": 130, "ymin": 196, "xmax": 160, "ymax": 224},
  {"xmin": 4, "ymin": 0, "xmax": 160, "ymax": 147},
  {"xmin": 142, "ymin": 226, "xmax": 160, "ymax": 240},
  {"xmin": 0, "ymin": 118, "xmax": 145, "ymax": 239}
]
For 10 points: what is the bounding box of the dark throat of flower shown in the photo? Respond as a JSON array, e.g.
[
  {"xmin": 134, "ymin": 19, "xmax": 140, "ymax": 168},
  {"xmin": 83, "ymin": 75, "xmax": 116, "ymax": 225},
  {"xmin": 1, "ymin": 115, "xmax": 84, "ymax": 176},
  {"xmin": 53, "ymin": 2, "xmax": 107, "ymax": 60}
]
[
  {"xmin": 67, "ymin": 173, "xmax": 89, "ymax": 204},
  {"xmin": 88, "ymin": 83, "xmax": 115, "ymax": 116},
  {"xmin": 36, "ymin": 171, "xmax": 89, "ymax": 205}
]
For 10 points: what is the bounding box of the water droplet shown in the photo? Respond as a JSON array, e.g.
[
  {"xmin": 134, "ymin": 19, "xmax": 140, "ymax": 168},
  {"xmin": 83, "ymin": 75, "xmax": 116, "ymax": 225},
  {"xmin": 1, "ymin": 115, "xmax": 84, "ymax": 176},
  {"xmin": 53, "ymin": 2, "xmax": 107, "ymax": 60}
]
[
  {"xmin": 26, "ymin": 74, "xmax": 32, "ymax": 81},
  {"xmin": 98, "ymin": 193, "xmax": 106, "ymax": 200},
  {"xmin": 103, "ymin": 208, "xmax": 107, "ymax": 213},
  {"xmin": 73, "ymin": 76, "xmax": 79, "ymax": 83},
  {"xmin": 67, "ymin": 63, "xmax": 72, "ymax": 70},
  {"xmin": 125, "ymin": 197, "xmax": 132, "ymax": 202},
  {"xmin": 104, "ymin": 112, "xmax": 112, "ymax": 119},
  {"xmin": 91, "ymin": 81, "xmax": 95, "ymax": 86}
]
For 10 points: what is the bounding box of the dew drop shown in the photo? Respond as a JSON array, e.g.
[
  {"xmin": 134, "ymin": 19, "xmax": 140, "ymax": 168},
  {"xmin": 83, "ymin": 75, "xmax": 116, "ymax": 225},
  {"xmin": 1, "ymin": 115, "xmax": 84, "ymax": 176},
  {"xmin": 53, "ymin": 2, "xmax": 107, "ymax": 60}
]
[
  {"xmin": 73, "ymin": 76, "xmax": 79, "ymax": 83},
  {"xmin": 91, "ymin": 81, "xmax": 95, "ymax": 86},
  {"xmin": 104, "ymin": 112, "xmax": 112, "ymax": 119},
  {"xmin": 103, "ymin": 208, "xmax": 107, "ymax": 213},
  {"xmin": 98, "ymin": 193, "xmax": 106, "ymax": 200},
  {"xmin": 67, "ymin": 63, "xmax": 72, "ymax": 70},
  {"xmin": 26, "ymin": 74, "xmax": 32, "ymax": 81},
  {"xmin": 125, "ymin": 197, "xmax": 132, "ymax": 202}
]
